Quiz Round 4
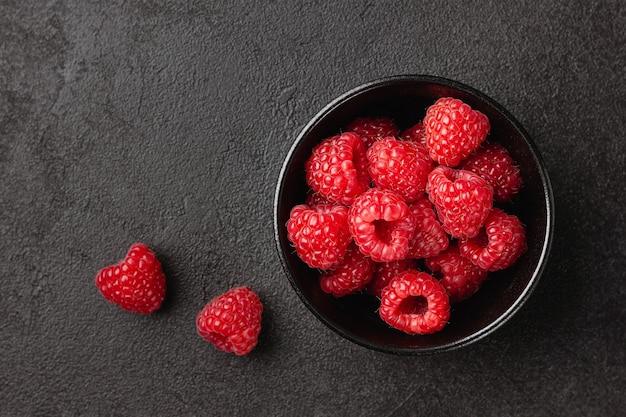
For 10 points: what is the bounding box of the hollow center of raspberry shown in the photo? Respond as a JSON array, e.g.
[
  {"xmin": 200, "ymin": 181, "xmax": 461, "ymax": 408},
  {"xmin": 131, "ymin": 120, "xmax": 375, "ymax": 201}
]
[
  {"xmin": 398, "ymin": 295, "xmax": 429, "ymax": 316},
  {"xmin": 373, "ymin": 220, "xmax": 395, "ymax": 244},
  {"xmin": 474, "ymin": 229, "xmax": 489, "ymax": 248}
]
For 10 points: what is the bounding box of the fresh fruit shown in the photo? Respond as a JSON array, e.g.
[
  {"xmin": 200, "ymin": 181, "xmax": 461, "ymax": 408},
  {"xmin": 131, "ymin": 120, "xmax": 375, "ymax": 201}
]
[
  {"xmin": 305, "ymin": 132, "xmax": 370, "ymax": 205},
  {"xmin": 460, "ymin": 142, "xmax": 522, "ymax": 202},
  {"xmin": 423, "ymin": 97, "xmax": 490, "ymax": 166},
  {"xmin": 95, "ymin": 243, "xmax": 166, "ymax": 314},
  {"xmin": 288, "ymin": 95, "xmax": 530, "ymax": 335},
  {"xmin": 459, "ymin": 208, "xmax": 527, "ymax": 271},
  {"xmin": 348, "ymin": 188, "xmax": 416, "ymax": 262},
  {"xmin": 305, "ymin": 190, "xmax": 333, "ymax": 207},
  {"xmin": 400, "ymin": 122, "xmax": 427, "ymax": 148},
  {"xmin": 196, "ymin": 286, "xmax": 263, "ymax": 355},
  {"xmin": 379, "ymin": 270, "xmax": 450, "ymax": 335},
  {"xmin": 425, "ymin": 243, "xmax": 489, "ymax": 303},
  {"xmin": 367, "ymin": 258, "xmax": 417, "ymax": 298},
  {"xmin": 347, "ymin": 117, "xmax": 399, "ymax": 149},
  {"xmin": 320, "ymin": 243, "xmax": 375, "ymax": 297},
  {"xmin": 407, "ymin": 198, "xmax": 449, "ymax": 259},
  {"xmin": 426, "ymin": 166, "xmax": 493, "ymax": 239},
  {"xmin": 366, "ymin": 137, "xmax": 433, "ymax": 203},
  {"xmin": 287, "ymin": 204, "xmax": 352, "ymax": 270}
]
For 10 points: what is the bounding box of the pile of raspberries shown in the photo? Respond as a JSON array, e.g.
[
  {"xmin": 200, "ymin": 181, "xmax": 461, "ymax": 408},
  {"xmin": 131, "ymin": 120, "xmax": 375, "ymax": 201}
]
[{"xmin": 286, "ymin": 97, "xmax": 527, "ymax": 335}]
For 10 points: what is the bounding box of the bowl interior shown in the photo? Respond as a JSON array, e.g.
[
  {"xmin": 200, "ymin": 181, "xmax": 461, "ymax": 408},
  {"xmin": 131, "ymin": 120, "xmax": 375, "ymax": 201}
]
[{"xmin": 274, "ymin": 75, "xmax": 553, "ymax": 354}]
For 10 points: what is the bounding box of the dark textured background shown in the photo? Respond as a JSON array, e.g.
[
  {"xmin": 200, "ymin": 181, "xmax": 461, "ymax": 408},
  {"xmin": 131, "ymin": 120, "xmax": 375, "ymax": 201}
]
[{"xmin": 1, "ymin": 1, "xmax": 625, "ymax": 416}]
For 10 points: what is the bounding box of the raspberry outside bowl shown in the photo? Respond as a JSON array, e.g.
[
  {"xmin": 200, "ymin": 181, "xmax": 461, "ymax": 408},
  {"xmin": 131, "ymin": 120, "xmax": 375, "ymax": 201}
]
[{"xmin": 273, "ymin": 75, "xmax": 554, "ymax": 354}]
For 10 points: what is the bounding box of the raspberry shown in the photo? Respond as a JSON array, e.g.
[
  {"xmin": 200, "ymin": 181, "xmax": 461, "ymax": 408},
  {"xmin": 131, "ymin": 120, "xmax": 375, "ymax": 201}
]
[
  {"xmin": 348, "ymin": 188, "xmax": 416, "ymax": 262},
  {"xmin": 320, "ymin": 244, "xmax": 375, "ymax": 297},
  {"xmin": 305, "ymin": 132, "xmax": 370, "ymax": 205},
  {"xmin": 400, "ymin": 122, "xmax": 427, "ymax": 148},
  {"xmin": 407, "ymin": 198, "xmax": 449, "ymax": 259},
  {"xmin": 287, "ymin": 204, "xmax": 351, "ymax": 270},
  {"xmin": 459, "ymin": 208, "xmax": 527, "ymax": 271},
  {"xmin": 424, "ymin": 97, "xmax": 490, "ymax": 166},
  {"xmin": 366, "ymin": 258, "xmax": 417, "ymax": 298},
  {"xmin": 425, "ymin": 243, "xmax": 489, "ymax": 303},
  {"xmin": 379, "ymin": 270, "xmax": 450, "ymax": 335},
  {"xmin": 95, "ymin": 243, "xmax": 166, "ymax": 314},
  {"xmin": 366, "ymin": 137, "xmax": 433, "ymax": 203},
  {"xmin": 347, "ymin": 117, "xmax": 399, "ymax": 149},
  {"xmin": 460, "ymin": 142, "xmax": 522, "ymax": 202},
  {"xmin": 305, "ymin": 190, "xmax": 334, "ymax": 207},
  {"xmin": 196, "ymin": 286, "xmax": 263, "ymax": 355},
  {"xmin": 427, "ymin": 166, "xmax": 493, "ymax": 239}
]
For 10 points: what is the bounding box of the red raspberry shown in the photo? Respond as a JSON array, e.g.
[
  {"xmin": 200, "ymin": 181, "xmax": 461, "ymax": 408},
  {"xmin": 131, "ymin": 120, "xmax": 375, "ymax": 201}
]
[
  {"xmin": 305, "ymin": 190, "xmax": 334, "ymax": 207},
  {"xmin": 366, "ymin": 137, "xmax": 433, "ymax": 203},
  {"xmin": 347, "ymin": 117, "xmax": 399, "ymax": 149},
  {"xmin": 305, "ymin": 132, "xmax": 370, "ymax": 205},
  {"xmin": 196, "ymin": 286, "xmax": 263, "ymax": 355},
  {"xmin": 287, "ymin": 204, "xmax": 351, "ymax": 270},
  {"xmin": 460, "ymin": 142, "xmax": 522, "ymax": 202},
  {"xmin": 427, "ymin": 166, "xmax": 493, "ymax": 239},
  {"xmin": 320, "ymin": 244, "xmax": 375, "ymax": 297},
  {"xmin": 425, "ymin": 243, "xmax": 489, "ymax": 303},
  {"xmin": 95, "ymin": 243, "xmax": 166, "ymax": 314},
  {"xmin": 407, "ymin": 198, "xmax": 449, "ymax": 259},
  {"xmin": 366, "ymin": 258, "xmax": 417, "ymax": 298},
  {"xmin": 348, "ymin": 188, "xmax": 416, "ymax": 262},
  {"xmin": 400, "ymin": 122, "xmax": 427, "ymax": 148},
  {"xmin": 379, "ymin": 270, "xmax": 450, "ymax": 335},
  {"xmin": 424, "ymin": 97, "xmax": 490, "ymax": 166},
  {"xmin": 459, "ymin": 208, "xmax": 527, "ymax": 271}
]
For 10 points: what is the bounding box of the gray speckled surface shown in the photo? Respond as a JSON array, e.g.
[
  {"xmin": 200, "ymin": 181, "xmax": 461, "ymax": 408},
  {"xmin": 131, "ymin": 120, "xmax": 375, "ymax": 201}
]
[{"xmin": 1, "ymin": 1, "xmax": 625, "ymax": 416}]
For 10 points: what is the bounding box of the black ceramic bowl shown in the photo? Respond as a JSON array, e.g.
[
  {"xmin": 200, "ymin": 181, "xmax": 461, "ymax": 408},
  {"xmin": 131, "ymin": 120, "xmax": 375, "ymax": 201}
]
[{"xmin": 273, "ymin": 75, "xmax": 554, "ymax": 354}]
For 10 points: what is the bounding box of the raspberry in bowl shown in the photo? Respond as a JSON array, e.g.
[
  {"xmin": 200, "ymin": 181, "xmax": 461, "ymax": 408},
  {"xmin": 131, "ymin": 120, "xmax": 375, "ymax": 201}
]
[{"xmin": 273, "ymin": 75, "xmax": 554, "ymax": 354}]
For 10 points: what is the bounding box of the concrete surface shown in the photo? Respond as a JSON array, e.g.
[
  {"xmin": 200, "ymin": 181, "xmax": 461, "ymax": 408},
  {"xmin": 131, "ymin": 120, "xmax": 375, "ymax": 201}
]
[{"xmin": 1, "ymin": 1, "xmax": 624, "ymax": 416}]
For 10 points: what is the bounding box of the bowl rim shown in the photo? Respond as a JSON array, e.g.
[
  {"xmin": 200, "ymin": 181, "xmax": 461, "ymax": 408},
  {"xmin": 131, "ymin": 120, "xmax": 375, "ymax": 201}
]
[{"xmin": 273, "ymin": 74, "xmax": 555, "ymax": 354}]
